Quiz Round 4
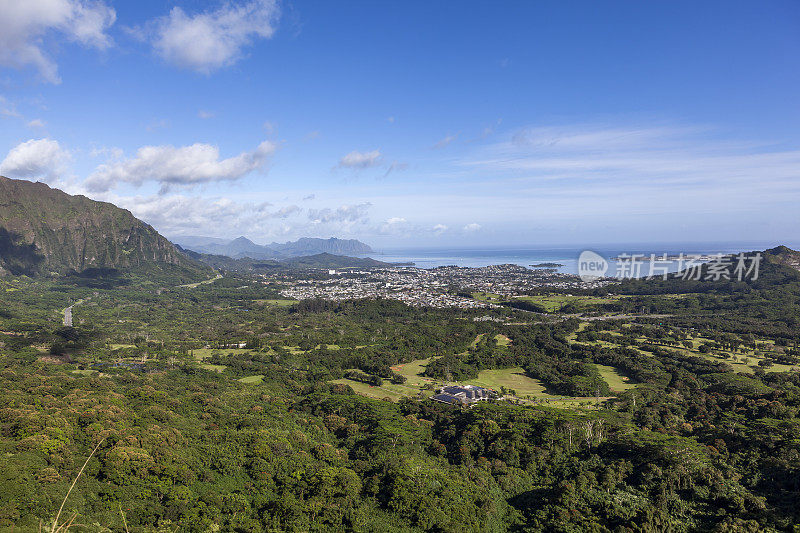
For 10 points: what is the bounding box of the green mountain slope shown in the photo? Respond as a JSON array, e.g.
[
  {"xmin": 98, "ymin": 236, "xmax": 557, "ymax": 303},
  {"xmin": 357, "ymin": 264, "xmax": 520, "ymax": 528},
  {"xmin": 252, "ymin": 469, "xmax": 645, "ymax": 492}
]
[
  {"xmin": 764, "ymin": 245, "xmax": 800, "ymax": 272},
  {"xmin": 178, "ymin": 247, "xmax": 393, "ymax": 271},
  {"xmin": 0, "ymin": 176, "xmax": 209, "ymax": 280},
  {"xmin": 174, "ymin": 235, "xmax": 374, "ymax": 259},
  {"xmin": 280, "ymin": 252, "xmax": 388, "ymax": 268}
]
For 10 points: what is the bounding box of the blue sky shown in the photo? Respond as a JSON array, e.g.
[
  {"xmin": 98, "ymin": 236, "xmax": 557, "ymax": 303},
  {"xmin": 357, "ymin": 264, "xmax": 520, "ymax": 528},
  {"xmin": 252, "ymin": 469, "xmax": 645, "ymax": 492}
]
[{"xmin": 1, "ymin": 0, "xmax": 799, "ymax": 248}]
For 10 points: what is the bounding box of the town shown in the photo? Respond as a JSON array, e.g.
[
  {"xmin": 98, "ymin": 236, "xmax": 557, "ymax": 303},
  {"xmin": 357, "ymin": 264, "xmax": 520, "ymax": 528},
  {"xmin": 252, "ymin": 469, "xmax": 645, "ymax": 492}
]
[{"xmin": 269, "ymin": 263, "xmax": 612, "ymax": 308}]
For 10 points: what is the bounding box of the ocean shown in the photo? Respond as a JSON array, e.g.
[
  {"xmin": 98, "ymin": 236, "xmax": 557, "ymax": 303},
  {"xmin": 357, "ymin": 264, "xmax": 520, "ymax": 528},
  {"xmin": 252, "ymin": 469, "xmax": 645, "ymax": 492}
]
[{"xmin": 369, "ymin": 241, "xmax": 791, "ymax": 276}]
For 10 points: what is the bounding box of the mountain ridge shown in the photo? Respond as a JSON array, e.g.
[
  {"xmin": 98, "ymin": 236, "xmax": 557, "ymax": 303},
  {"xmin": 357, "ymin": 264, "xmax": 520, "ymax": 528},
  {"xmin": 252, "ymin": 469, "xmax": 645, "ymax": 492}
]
[
  {"xmin": 175, "ymin": 247, "xmax": 393, "ymax": 271},
  {"xmin": 0, "ymin": 176, "xmax": 209, "ymax": 280},
  {"xmin": 173, "ymin": 235, "xmax": 374, "ymax": 260}
]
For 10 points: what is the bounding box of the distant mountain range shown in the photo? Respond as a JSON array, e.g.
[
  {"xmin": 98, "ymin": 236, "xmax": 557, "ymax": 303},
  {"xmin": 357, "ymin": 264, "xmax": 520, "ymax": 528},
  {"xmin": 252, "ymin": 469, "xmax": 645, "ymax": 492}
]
[
  {"xmin": 0, "ymin": 177, "xmax": 386, "ymax": 280},
  {"xmin": 173, "ymin": 235, "xmax": 374, "ymax": 260},
  {"xmin": 177, "ymin": 247, "xmax": 392, "ymax": 271},
  {"xmin": 0, "ymin": 176, "xmax": 209, "ymax": 280}
]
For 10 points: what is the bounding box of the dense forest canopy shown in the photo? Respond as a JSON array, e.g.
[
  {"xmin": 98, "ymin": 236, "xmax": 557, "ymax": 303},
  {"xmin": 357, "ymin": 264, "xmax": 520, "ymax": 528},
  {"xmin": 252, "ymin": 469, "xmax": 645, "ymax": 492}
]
[{"xmin": 1, "ymin": 250, "xmax": 800, "ymax": 531}]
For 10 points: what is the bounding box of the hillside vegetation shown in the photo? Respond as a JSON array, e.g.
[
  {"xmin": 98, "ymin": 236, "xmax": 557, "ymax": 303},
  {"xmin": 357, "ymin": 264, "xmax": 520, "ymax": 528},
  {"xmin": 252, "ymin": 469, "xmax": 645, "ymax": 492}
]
[{"xmin": 0, "ymin": 177, "xmax": 210, "ymax": 282}]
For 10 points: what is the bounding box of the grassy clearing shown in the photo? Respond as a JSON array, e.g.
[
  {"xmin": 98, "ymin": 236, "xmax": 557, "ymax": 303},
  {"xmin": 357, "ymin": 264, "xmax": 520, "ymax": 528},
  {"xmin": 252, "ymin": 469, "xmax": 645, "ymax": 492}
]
[
  {"xmin": 332, "ymin": 361, "xmax": 616, "ymax": 409},
  {"xmin": 340, "ymin": 369, "xmax": 435, "ymax": 399},
  {"xmin": 566, "ymin": 321, "xmax": 591, "ymax": 342},
  {"xmin": 472, "ymin": 292, "xmax": 504, "ymax": 302},
  {"xmin": 284, "ymin": 346, "xmax": 306, "ymax": 355},
  {"xmin": 696, "ymin": 351, "xmax": 797, "ymax": 374},
  {"xmin": 254, "ymin": 299, "xmax": 296, "ymax": 307},
  {"xmin": 329, "ymin": 378, "xmax": 410, "ymax": 401},
  {"xmin": 470, "ymin": 334, "xmax": 485, "ymax": 348},
  {"xmin": 572, "ymin": 330, "xmax": 799, "ymax": 374},
  {"xmin": 109, "ymin": 344, "xmax": 136, "ymax": 350},
  {"xmin": 473, "ymin": 292, "xmax": 618, "ymax": 312},
  {"xmin": 513, "ymin": 295, "xmax": 618, "ymax": 312},
  {"xmin": 239, "ymin": 375, "xmax": 264, "ymax": 384},
  {"xmin": 200, "ymin": 364, "xmax": 227, "ymax": 373},
  {"xmin": 594, "ymin": 364, "xmax": 636, "ymax": 392},
  {"xmin": 637, "ymin": 334, "xmax": 798, "ymax": 374},
  {"xmin": 494, "ymin": 334, "xmax": 511, "ymax": 346},
  {"xmin": 391, "ymin": 357, "xmax": 439, "ymax": 388},
  {"xmin": 316, "ymin": 344, "xmax": 341, "ymax": 350},
  {"xmin": 465, "ymin": 367, "xmax": 548, "ymax": 397},
  {"xmin": 192, "ymin": 348, "xmax": 252, "ymax": 360}
]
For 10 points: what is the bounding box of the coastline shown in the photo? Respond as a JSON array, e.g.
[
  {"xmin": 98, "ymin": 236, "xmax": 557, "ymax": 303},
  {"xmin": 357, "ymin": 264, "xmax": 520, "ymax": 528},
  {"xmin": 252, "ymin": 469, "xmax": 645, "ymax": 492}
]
[{"xmin": 367, "ymin": 241, "xmax": 786, "ymax": 275}]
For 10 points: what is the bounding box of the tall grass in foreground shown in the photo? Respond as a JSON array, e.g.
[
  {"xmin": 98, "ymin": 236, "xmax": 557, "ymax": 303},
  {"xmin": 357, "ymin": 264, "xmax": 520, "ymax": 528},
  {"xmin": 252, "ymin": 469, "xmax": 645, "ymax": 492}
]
[{"xmin": 45, "ymin": 438, "xmax": 105, "ymax": 533}]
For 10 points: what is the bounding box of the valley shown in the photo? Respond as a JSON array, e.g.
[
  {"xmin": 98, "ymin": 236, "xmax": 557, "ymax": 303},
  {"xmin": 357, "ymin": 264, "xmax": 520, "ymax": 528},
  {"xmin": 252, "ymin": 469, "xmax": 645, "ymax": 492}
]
[{"xmin": 2, "ymin": 178, "xmax": 800, "ymax": 531}]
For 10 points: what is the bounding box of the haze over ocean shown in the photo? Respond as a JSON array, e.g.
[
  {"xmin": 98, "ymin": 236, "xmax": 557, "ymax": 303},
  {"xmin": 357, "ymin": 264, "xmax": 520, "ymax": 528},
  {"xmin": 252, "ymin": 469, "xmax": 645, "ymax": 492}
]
[{"xmin": 373, "ymin": 241, "xmax": 792, "ymax": 274}]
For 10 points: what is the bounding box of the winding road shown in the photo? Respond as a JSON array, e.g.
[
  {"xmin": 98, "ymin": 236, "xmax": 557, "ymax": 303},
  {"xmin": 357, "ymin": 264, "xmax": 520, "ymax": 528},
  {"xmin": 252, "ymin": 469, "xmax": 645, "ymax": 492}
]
[
  {"xmin": 61, "ymin": 298, "xmax": 85, "ymax": 327},
  {"xmin": 178, "ymin": 272, "xmax": 223, "ymax": 289},
  {"xmin": 58, "ymin": 272, "xmax": 223, "ymax": 326}
]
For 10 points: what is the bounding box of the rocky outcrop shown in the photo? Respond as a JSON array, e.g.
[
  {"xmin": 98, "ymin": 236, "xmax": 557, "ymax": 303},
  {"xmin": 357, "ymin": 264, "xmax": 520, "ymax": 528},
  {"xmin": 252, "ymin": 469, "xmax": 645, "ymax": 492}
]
[{"xmin": 0, "ymin": 176, "xmax": 203, "ymax": 276}]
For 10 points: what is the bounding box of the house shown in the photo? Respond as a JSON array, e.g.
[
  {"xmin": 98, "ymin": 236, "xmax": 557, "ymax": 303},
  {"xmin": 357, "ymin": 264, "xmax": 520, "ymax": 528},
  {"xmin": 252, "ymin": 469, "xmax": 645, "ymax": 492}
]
[{"xmin": 431, "ymin": 384, "xmax": 492, "ymax": 406}]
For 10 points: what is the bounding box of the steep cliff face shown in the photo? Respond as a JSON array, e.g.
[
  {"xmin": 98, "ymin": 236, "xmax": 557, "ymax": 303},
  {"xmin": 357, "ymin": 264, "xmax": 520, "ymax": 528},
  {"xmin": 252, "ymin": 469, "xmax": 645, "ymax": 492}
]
[
  {"xmin": 175, "ymin": 235, "xmax": 375, "ymax": 260},
  {"xmin": 271, "ymin": 237, "xmax": 374, "ymax": 256},
  {"xmin": 0, "ymin": 176, "xmax": 202, "ymax": 276}
]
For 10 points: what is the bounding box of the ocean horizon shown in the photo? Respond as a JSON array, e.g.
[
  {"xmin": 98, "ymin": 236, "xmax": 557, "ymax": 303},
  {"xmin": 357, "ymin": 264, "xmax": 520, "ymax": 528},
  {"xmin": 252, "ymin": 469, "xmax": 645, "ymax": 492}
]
[{"xmin": 370, "ymin": 241, "xmax": 794, "ymax": 274}]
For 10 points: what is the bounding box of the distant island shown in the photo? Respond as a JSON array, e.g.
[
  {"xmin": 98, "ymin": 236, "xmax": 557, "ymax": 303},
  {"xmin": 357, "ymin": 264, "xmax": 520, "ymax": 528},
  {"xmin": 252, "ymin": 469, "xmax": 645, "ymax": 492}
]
[{"xmin": 530, "ymin": 262, "xmax": 564, "ymax": 268}]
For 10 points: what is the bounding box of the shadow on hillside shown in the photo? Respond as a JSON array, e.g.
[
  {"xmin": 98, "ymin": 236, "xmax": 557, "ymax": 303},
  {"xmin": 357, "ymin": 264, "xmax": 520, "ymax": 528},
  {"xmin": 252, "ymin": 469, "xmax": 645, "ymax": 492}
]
[{"xmin": 0, "ymin": 228, "xmax": 45, "ymax": 276}]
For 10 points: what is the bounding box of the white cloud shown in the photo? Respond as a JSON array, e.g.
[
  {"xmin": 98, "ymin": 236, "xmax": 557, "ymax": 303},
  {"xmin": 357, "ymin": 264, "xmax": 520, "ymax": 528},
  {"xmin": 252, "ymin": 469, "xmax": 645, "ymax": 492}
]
[
  {"xmin": 433, "ymin": 133, "xmax": 458, "ymax": 149},
  {"xmin": 380, "ymin": 217, "xmax": 410, "ymax": 235},
  {"xmin": 27, "ymin": 118, "xmax": 46, "ymax": 129},
  {"xmin": 0, "ymin": 0, "xmax": 116, "ymax": 84},
  {"xmin": 198, "ymin": 110, "xmax": 215, "ymax": 119},
  {"xmin": 463, "ymin": 223, "xmax": 481, "ymax": 233},
  {"xmin": 0, "ymin": 138, "xmax": 70, "ymax": 182},
  {"xmin": 337, "ymin": 149, "xmax": 383, "ymax": 170},
  {"xmin": 106, "ymin": 193, "xmax": 367, "ymax": 240},
  {"xmin": 466, "ymin": 124, "xmax": 800, "ymax": 191},
  {"xmin": 86, "ymin": 140, "xmax": 276, "ymax": 192},
  {"xmin": 101, "ymin": 193, "xmax": 305, "ymax": 238},
  {"xmin": 272, "ymin": 205, "xmax": 300, "ymax": 218},
  {"xmin": 117, "ymin": 194, "xmax": 258, "ymax": 236},
  {"xmin": 434, "ymin": 122, "xmax": 800, "ymax": 243},
  {"xmin": 376, "ymin": 219, "xmax": 458, "ymax": 238},
  {"xmin": 308, "ymin": 203, "xmax": 372, "ymax": 224},
  {"xmin": 146, "ymin": 0, "xmax": 279, "ymax": 73}
]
